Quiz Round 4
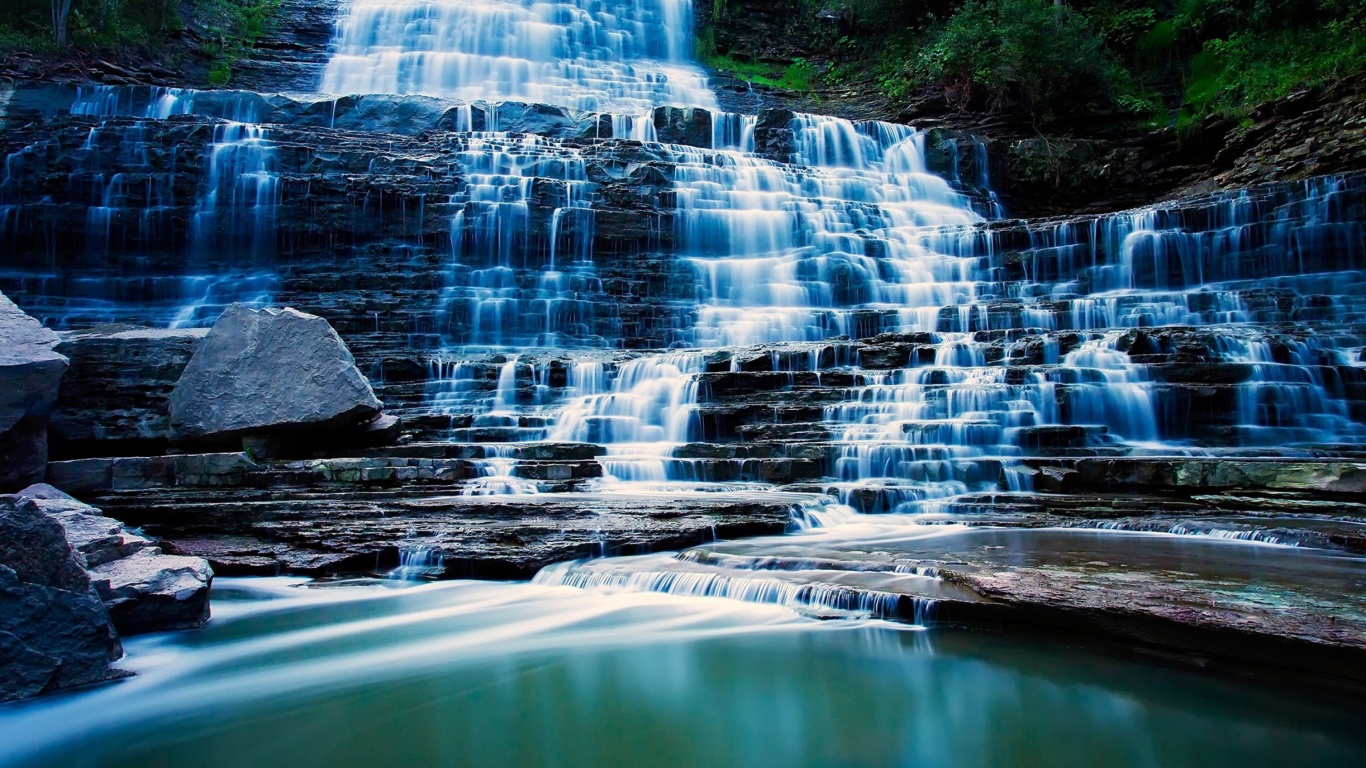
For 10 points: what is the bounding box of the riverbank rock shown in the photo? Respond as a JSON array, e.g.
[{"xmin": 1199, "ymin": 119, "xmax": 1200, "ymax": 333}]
[
  {"xmin": 0, "ymin": 292, "xmax": 69, "ymax": 491},
  {"xmin": 0, "ymin": 495, "xmax": 123, "ymax": 702},
  {"xmin": 169, "ymin": 304, "xmax": 384, "ymax": 448},
  {"xmin": 18, "ymin": 484, "xmax": 212, "ymax": 635}
]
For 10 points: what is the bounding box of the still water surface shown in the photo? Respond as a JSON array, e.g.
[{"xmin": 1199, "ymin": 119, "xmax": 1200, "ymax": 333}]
[{"xmin": 1, "ymin": 578, "xmax": 1361, "ymax": 768}]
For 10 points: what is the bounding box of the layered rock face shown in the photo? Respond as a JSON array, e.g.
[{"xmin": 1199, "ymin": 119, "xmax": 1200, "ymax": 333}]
[
  {"xmin": 2, "ymin": 83, "xmax": 1363, "ymax": 500},
  {"xmin": 0, "ymin": 292, "xmax": 68, "ymax": 490},
  {"xmin": 51, "ymin": 326, "xmax": 207, "ymax": 458}
]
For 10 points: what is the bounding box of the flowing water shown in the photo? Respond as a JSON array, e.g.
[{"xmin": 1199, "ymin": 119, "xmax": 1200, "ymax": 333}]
[
  {"xmin": 2, "ymin": 0, "xmax": 1366, "ymax": 757},
  {"xmin": 0, "ymin": 579, "xmax": 1362, "ymax": 768}
]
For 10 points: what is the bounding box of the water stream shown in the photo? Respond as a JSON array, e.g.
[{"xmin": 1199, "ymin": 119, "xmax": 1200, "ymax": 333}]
[{"xmin": 0, "ymin": 578, "xmax": 1361, "ymax": 768}]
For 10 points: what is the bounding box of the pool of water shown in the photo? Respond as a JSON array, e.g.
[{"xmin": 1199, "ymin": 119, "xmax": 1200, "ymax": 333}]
[{"xmin": 1, "ymin": 577, "xmax": 1362, "ymax": 768}]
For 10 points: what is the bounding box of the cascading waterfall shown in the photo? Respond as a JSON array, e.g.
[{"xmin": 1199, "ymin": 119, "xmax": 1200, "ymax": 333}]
[
  {"xmin": 0, "ymin": 1, "xmax": 1360, "ymax": 524},
  {"xmin": 7, "ymin": 86, "xmax": 285, "ymax": 328},
  {"xmin": 442, "ymin": 132, "xmax": 603, "ymax": 348},
  {"xmin": 320, "ymin": 0, "xmax": 716, "ymax": 114},
  {"xmin": 548, "ymin": 352, "xmax": 705, "ymax": 483}
]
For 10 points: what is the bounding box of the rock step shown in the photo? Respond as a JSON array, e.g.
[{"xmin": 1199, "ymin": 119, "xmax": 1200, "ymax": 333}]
[
  {"xmin": 46, "ymin": 451, "xmax": 610, "ymax": 494},
  {"xmin": 83, "ymin": 489, "xmax": 821, "ymax": 580},
  {"xmin": 1024, "ymin": 457, "xmax": 1366, "ymax": 496}
]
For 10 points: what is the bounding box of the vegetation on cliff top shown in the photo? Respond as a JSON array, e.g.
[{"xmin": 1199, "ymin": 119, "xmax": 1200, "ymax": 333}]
[
  {"xmin": 706, "ymin": 0, "xmax": 1366, "ymax": 127},
  {"xmin": 0, "ymin": 0, "xmax": 279, "ymax": 84}
]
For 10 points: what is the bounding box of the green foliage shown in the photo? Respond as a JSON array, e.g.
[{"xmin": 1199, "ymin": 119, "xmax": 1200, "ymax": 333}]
[
  {"xmin": 1081, "ymin": 1, "xmax": 1157, "ymax": 51},
  {"xmin": 701, "ymin": 46, "xmax": 818, "ymax": 92},
  {"xmin": 781, "ymin": 58, "xmax": 816, "ymax": 91},
  {"xmin": 758, "ymin": 0, "xmax": 1366, "ymax": 127},
  {"xmin": 198, "ymin": 0, "xmax": 281, "ymax": 85},
  {"xmin": 0, "ymin": 0, "xmax": 279, "ymax": 85},
  {"xmin": 1183, "ymin": 19, "xmax": 1366, "ymax": 117},
  {"xmin": 903, "ymin": 0, "xmax": 1131, "ymax": 121}
]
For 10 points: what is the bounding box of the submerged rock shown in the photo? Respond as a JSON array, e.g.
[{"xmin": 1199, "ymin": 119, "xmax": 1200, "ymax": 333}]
[
  {"xmin": 0, "ymin": 292, "xmax": 68, "ymax": 491},
  {"xmin": 0, "ymin": 495, "xmax": 122, "ymax": 702},
  {"xmin": 169, "ymin": 304, "xmax": 384, "ymax": 446}
]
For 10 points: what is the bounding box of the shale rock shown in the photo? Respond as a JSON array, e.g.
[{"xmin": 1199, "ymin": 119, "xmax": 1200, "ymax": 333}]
[
  {"xmin": 0, "ymin": 495, "xmax": 122, "ymax": 702},
  {"xmin": 0, "ymin": 292, "xmax": 68, "ymax": 491},
  {"xmin": 51, "ymin": 326, "xmax": 208, "ymax": 458},
  {"xmin": 18, "ymin": 484, "xmax": 213, "ymax": 635},
  {"xmin": 169, "ymin": 304, "xmax": 383, "ymax": 445}
]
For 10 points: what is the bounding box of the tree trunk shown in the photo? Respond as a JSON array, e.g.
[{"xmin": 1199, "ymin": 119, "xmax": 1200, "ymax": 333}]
[{"xmin": 51, "ymin": 0, "xmax": 73, "ymax": 46}]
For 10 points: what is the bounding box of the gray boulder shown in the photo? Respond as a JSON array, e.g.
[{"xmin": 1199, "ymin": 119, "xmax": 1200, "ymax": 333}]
[
  {"xmin": 18, "ymin": 484, "xmax": 213, "ymax": 635},
  {"xmin": 92, "ymin": 550, "xmax": 214, "ymax": 634},
  {"xmin": 0, "ymin": 292, "xmax": 68, "ymax": 491},
  {"xmin": 169, "ymin": 304, "xmax": 382, "ymax": 443},
  {"xmin": 0, "ymin": 495, "xmax": 123, "ymax": 702}
]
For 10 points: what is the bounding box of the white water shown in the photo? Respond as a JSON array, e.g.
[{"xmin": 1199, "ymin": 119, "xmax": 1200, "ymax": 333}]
[
  {"xmin": 14, "ymin": 1, "xmax": 1362, "ymax": 510},
  {"xmin": 320, "ymin": 0, "xmax": 717, "ymax": 113}
]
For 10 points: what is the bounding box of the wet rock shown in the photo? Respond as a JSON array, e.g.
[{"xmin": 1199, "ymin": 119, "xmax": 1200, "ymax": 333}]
[
  {"xmin": 169, "ymin": 304, "xmax": 384, "ymax": 445},
  {"xmin": 51, "ymin": 326, "xmax": 208, "ymax": 458},
  {"xmin": 694, "ymin": 522, "xmax": 1366, "ymax": 691},
  {"xmin": 0, "ymin": 292, "xmax": 69, "ymax": 491},
  {"xmin": 18, "ymin": 483, "xmax": 150, "ymax": 567},
  {"xmin": 1030, "ymin": 458, "xmax": 1366, "ymax": 496},
  {"xmin": 753, "ymin": 108, "xmax": 797, "ymax": 161},
  {"xmin": 90, "ymin": 550, "xmax": 213, "ymax": 635},
  {"xmin": 18, "ymin": 484, "xmax": 213, "ymax": 635},
  {"xmin": 90, "ymin": 489, "xmax": 814, "ymax": 579},
  {"xmin": 0, "ymin": 495, "xmax": 122, "ymax": 702},
  {"xmin": 652, "ymin": 106, "xmax": 713, "ymax": 148}
]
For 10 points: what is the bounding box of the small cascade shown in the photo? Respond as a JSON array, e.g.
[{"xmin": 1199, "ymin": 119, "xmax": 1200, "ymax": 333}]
[
  {"xmin": 711, "ymin": 112, "xmax": 756, "ymax": 152},
  {"xmin": 1055, "ymin": 333, "xmax": 1159, "ymax": 445},
  {"xmin": 423, "ymin": 354, "xmax": 558, "ymax": 442},
  {"xmin": 666, "ymin": 120, "xmax": 983, "ymax": 348},
  {"xmin": 388, "ymin": 540, "xmax": 445, "ymax": 580},
  {"xmin": 0, "ymin": 85, "xmax": 283, "ymax": 328},
  {"xmin": 464, "ymin": 445, "xmax": 541, "ymax": 495},
  {"xmin": 440, "ymin": 133, "xmax": 606, "ymax": 348},
  {"xmin": 936, "ymin": 133, "xmax": 1005, "ymax": 218},
  {"xmin": 76, "ymin": 121, "xmax": 180, "ymax": 256},
  {"xmin": 191, "ymin": 122, "xmax": 281, "ymax": 258},
  {"xmin": 1216, "ymin": 333, "xmax": 1366, "ymax": 446},
  {"xmin": 533, "ymin": 550, "xmax": 938, "ymax": 622},
  {"xmin": 548, "ymin": 353, "xmax": 704, "ymax": 483}
]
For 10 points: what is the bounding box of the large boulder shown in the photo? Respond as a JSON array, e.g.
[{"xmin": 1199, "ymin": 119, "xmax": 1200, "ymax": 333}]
[
  {"xmin": 18, "ymin": 484, "xmax": 212, "ymax": 635},
  {"xmin": 51, "ymin": 326, "xmax": 209, "ymax": 458},
  {"xmin": 169, "ymin": 304, "xmax": 383, "ymax": 445},
  {"xmin": 0, "ymin": 292, "xmax": 68, "ymax": 491},
  {"xmin": 0, "ymin": 495, "xmax": 123, "ymax": 702}
]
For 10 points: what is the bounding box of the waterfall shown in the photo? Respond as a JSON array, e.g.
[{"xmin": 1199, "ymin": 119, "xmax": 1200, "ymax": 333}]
[
  {"xmin": 320, "ymin": 0, "xmax": 717, "ymax": 113},
  {"xmin": 0, "ymin": 0, "xmax": 1361, "ymax": 517}
]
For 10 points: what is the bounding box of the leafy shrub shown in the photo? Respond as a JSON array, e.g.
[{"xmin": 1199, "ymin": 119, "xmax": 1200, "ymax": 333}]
[
  {"xmin": 907, "ymin": 0, "xmax": 1131, "ymax": 121},
  {"xmin": 1184, "ymin": 20, "xmax": 1366, "ymax": 116},
  {"xmin": 0, "ymin": 0, "xmax": 279, "ymax": 85}
]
